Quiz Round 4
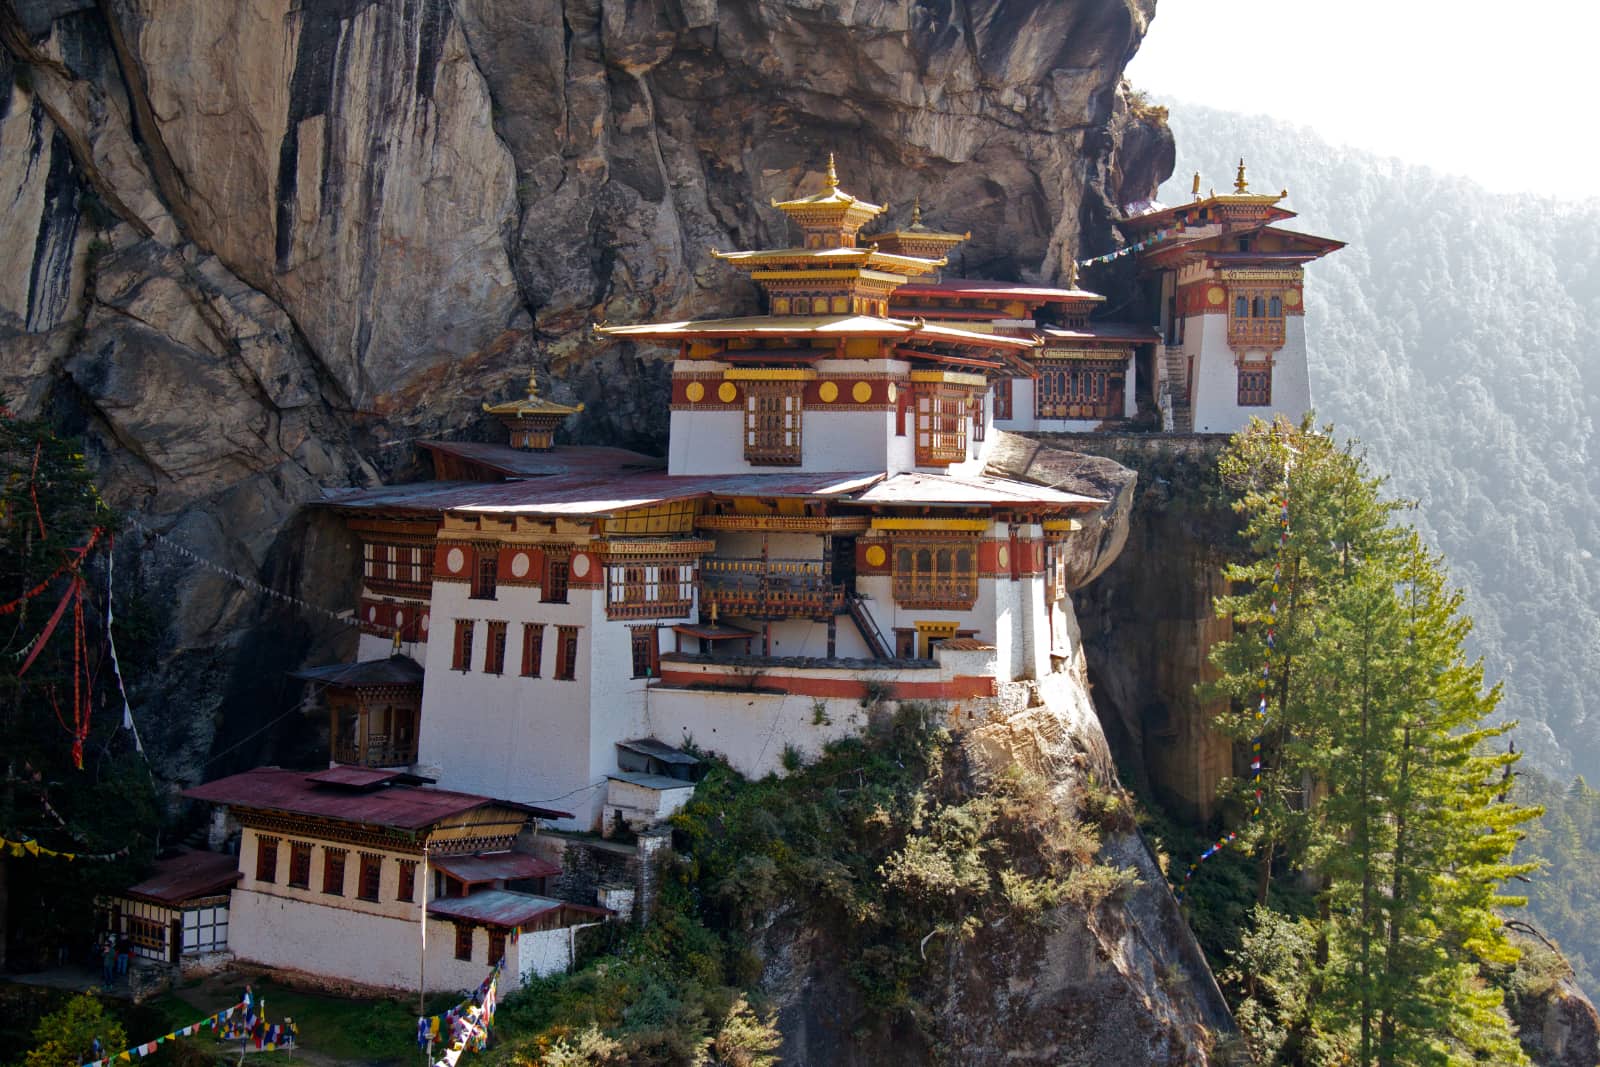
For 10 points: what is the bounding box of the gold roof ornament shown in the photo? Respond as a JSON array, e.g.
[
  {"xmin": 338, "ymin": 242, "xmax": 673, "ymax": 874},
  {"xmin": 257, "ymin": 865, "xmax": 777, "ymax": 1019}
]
[
  {"xmin": 770, "ymin": 154, "xmax": 889, "ymax": 235},
  {"xmin": 481, "ymin": 369, "xmax": 584, "ymax": 419},
  {"xmin": 483, "ymin": 369, "xmax": 583, "ymax": 451},
  {"xmin": 865, "ymin": 196, "xmax": 969, "ymax": 259},
  {"xmin": 1234, "ymin": 158, "xmax": 1249, "ymax": 194},
  {"xmin": 1066, "ymin": 258, "xmax": 1080, "ymax": 288},
  {"xmin": 1192, "ymin": 171, "xmax": 1202, "ymax": 200}
]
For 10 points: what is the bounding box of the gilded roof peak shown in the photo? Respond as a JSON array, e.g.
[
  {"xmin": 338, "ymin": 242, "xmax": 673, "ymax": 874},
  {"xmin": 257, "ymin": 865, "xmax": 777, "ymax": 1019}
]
[{"xmin": 482, "ymin": 370, "xmax": 584, "ymax": 418}]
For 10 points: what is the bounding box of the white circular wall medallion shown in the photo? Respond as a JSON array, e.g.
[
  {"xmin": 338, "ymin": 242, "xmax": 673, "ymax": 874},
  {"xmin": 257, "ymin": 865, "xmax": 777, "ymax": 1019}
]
[
  {"xmin": 421, "ymin": 614, "xmax": 430, "ymax": 634},
  {"xmin": 572, "ymin": 553, "xmax": 591, "ymax": 578},
  {"xmin": 511, "ymin": 552, "xmax": 530, "ymax": 578},
  {"xmin": 446, "ymin": 547, "xmax": 465, "ymax": 573},
  {"xmin": 394, "ymin": 609, "xmax": 405, "ymax": 626},
  {"xmin": 367, "ymin": 606, "xmax": 378, "ymax": 622}
]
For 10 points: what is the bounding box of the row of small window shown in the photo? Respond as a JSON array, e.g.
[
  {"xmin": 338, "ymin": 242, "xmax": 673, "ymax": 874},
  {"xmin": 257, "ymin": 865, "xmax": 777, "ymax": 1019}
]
[
  {"xmin": 769, "ymin": 294, "xmax": 887, "ymax": 317},
  {"xmin": 1232, "ymin": 295, "xmax": 1284, "ymax": 320},
  {"xmin": 742, "ymin": 381, "xmax": 978, "ymax": 467},
  {"xmin": 453, "ymin": 621, "xmax": 663, "ymax": 680},
  {"xmin": 453, "ymin": 922, "xmax": 507, "ymax": 964},
  {"xmin": 454, "ymin": 621, "xmax": 579, "ymax": 678},
  {"xmin": 255, "ymin": 836, "xmax": 414, "ymax": 902},
  {"xmin": 363, "ymin": 543, "xmax": 432, "ymax": 588},
  {"xmin": 470, "ymin": 553, "xmax": 568, "ymax": 602}
]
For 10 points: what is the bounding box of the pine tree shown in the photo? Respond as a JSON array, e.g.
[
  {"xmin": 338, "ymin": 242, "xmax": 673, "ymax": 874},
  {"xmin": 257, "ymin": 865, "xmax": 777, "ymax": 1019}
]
[{"xmin": 1208, "ymin": 418, "xmax": 1540, "ymax": 1065}]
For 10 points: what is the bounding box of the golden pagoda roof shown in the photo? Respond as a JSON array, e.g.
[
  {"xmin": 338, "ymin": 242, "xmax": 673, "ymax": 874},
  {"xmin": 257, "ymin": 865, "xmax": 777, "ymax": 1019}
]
[
  {"xmin": 865, "ymin": 199, "xmax": 970, "ymax": 246},
  {"xmin": 482, "ymin": 372, "xmax": 584, "ymax": 418},
  {"xmin": 709, "ymin": 246, "xmax": 944, "ymax": 276},
  {"xmin": 770, "ymin": 155, "xmax": 888, "ymax": 226}
]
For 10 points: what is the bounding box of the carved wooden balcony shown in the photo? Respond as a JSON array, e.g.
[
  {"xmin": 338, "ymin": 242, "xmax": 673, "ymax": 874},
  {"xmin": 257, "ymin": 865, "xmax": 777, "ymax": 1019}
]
[
  {"xmin": 1227, "ymin": 316, "xmax": 1286, "ymax": 350},
  {"xmin": 700, "ymin": 558, "xmax": 846, "ymax": 620}
]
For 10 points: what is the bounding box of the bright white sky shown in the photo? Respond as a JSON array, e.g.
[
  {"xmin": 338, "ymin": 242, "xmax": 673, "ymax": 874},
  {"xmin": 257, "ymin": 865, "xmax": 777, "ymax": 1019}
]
[{"xmin": 1125, "ymin": 0, "xmax": 1600, "ymax": 201}]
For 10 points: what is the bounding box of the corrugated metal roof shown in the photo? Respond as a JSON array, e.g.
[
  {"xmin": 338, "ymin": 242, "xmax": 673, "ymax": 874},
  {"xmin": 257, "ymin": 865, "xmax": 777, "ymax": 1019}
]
[
  {"xmin": 432, "ymin": 852, "xmax": 561, "ymax": 885},
  {"xmin": 426, "ymin": 890, "xmax": 608, "ymax": 928},
  {"xmin": 290, "ymin": 655, "xmax": 423, "ymax": 688},
  {"xmin": 421, "ymin": 442, "xmax": 663, "ymax": 479},
  {"xmin": 184, "ymin": 767, "xmax": 570, "ymax": 830},
  {"xmin": 896, "ymin": 279, "xmax": 1105, "ymax": 303},
  {"xmin": 617, "ymin": 738, "xmax": 702, "ymax": 766},
  {"xmin": 122, "ymin": 850, "xmax": 241, "ymax": 905},
  {"xmin": 848, "ymin": 472, "xmax": 1105, "ymax": 508},
  {"xmin": 596, "ymin": 314, "xmax": 1038, "ymax": 350},
  {"xmin": 936, "ymin": 638, "xmax": 996, "ymax": 652},
  {"xmin": 1040, "ymin": 322, "xmax": 1162, "ymax": 343},
  {"xmin": 303, "ymin": 766, "xmax": 432, "ymax": 789},
  {"xmin": 320, "ymin": 470, "xmax": 885, "ymax": 518}
]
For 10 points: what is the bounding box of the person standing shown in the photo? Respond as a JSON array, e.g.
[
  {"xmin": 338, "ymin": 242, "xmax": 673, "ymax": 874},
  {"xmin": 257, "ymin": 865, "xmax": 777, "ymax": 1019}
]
[{"xmin": 99, "ymin": 934, "xmax": 115, "ymax": 988}]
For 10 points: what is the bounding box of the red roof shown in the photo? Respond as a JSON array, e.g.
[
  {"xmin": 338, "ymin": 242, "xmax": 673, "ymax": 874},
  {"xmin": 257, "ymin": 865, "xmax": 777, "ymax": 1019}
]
[
  {"xmin": 895, "ymin": 279, "xmax": 1104, "ymax": 304},
  {"xmin": 421, "ymin": 442, "xmax": 663, "ymax": 479},
  {"xmin": 432, "ymin": 852, "xmax": 561, "ymax": 885},
  {"xmin": 184, "ymin": 767, "xmax": 570, "ymax": 831},
  {"xmin": 303, "ymin": 765, "xmax": 430, "ymax": 789},
  {"xmin": 123, "ymin": 850, "xmax": 241, "ymax": 905}
]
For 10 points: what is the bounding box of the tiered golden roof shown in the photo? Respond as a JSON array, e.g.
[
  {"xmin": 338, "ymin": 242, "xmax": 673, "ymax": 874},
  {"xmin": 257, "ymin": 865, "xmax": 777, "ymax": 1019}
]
[
  {"xmin": 483, "ymin": 371, "xmax": 583, "ymax": 451},
  {"xmin": 866, "ymin": 199, "xmax": 970, "ymax": 260},
  {"xmin": 770, "ymin": 154, "xmax": 889, "ymax": 247}
]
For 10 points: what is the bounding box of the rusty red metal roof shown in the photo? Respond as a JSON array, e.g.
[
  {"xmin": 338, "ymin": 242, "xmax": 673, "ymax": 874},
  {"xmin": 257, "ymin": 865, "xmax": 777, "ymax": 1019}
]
[
  {"xmin": 123, "ymin": 850, "xmax": 241, "ymax": 905},
  {"xmin": 426, "ymin": 890, "xmax": 608, "ymax": 928},
  {"xmin": 303, "ymin": 766, "xmax": 432, "ymax": 789},
  {"xmin": 421, "ymin": 442, "xmax": 663, "ymax": 479},
  {"xmin": 432, "ymin": 852, "xmax": 561, "ymax": 885},
  {"xmin": 895, "ymin": 279, "xmax": 1105, "ymax": 304},
  {"xmin": 1040, "ymin": 322, "xmax": 1162, "ymax": 343},
  {"xmin": 184, "ymin": 767, "xmax": 570, "ymax": 830}
]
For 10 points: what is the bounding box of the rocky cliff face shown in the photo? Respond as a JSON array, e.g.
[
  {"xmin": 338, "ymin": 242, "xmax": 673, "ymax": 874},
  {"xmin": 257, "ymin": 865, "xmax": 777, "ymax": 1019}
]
[{"xmin": 0, "ymin": 0, "xmax": 1171, "ymax": 790}]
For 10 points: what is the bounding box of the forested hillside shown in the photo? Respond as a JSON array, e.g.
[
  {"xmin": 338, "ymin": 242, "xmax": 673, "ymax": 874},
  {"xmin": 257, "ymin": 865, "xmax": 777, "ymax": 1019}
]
[{"xmin": 1153, "ymin": 102, "xmax": 1600, "ymax": 781}]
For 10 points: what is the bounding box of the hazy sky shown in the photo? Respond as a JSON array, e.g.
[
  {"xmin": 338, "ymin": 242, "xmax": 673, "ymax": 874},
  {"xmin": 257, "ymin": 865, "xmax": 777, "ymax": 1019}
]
[{"xmin": 1125, "ymin": 0, "xmax": 1600, "ymax": 202}]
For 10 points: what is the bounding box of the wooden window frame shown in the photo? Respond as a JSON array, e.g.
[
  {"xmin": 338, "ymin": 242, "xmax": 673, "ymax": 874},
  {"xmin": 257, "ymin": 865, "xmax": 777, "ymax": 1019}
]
[
  {"xmin": 744, "ymin": 382, "xmax": 803, "ymax": 466},
  {"xmin": 287, "ymin": 841, "xmax": 312, "ymax": 889},
  {"xmin": 913, "ymin": 385, "xmax": 968, "ymax": 466},
  {"xmin": 255, "ymin": 836, "xmax": 279, "ymax": 885},
  {"xmin": 992, "ymin": 378, "xmax": 1012, "ymax": 421},
  {"xmin": 484, "ymin": 620, "xmax": 508, "ymax": 675},
  {"xmin": 630, "ymin": 626, "xmax": 660, "ymax": 679},
  {"xmin": 470, "ymin": 550, "xmax": 498, "ymax": 600},
  {"xmin": 606, "ymin": 561, "xmax": 694, "ymax": 620},
  {"xmin": 543, "ymin": 556, "xmax": 569, "ymax": 604},
  {"xmin": 322, "ymin": 848, "xmax": 346, "ymax": 896},
  {"xmin": 397, "ymin": 859, "xmax": 417, "ymax": 903},
  {"xmin": 454, "ymin": 923, "xmax": 474, "ymax": 962},
  {"xmin": 891, "ymin": 538, "xmax": 980, "ymax": 609},
  {"xmin": 488, "ymin": 928, "xmax": 507, "ymax": 966},
  {"xmin": 555, "ymin": 626, "xmax": 579, "ymax": 681},
  {"xmin": 361, "ymin": 541, "xmax": 433, "ymax": 595},
  {"xmin": 1034, "ymin": 359, "xmax": 1123, "ymax": 421},
  {"xmin": 357, "ymin": 853, "xmax": 383, "ymax": 902},
  {"xmin": 521, "ymin": 623, "xmax": 544, "ymax": 678},
  {"xmin": 452, "ymin": 619, "xmax": 475, "ymax": 672},
  {"xmin": 1237, "ymin": 364, "xmax": 1272, "ymax": 407}
]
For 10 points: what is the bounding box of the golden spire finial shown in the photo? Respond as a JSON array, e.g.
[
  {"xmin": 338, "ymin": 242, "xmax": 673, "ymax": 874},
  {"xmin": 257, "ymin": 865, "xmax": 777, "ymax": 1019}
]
[
  {"xmin": 526, "ymin": 368, "xmax": 541, "ymax": 400},
  {"xmin": 1192, "ymin": 171, "xmax": 1202, "ymax": 200},
  {"xmin": 825, "ymin": 153, "xmax": 839, "ymax": 191},
  {"xmin": 1234, "ymin": 158, "xmax": 1249, "ymax": 194},
  {"xmin": 911, "ymin": 197, "xmax": 922, "ymax": 226}
]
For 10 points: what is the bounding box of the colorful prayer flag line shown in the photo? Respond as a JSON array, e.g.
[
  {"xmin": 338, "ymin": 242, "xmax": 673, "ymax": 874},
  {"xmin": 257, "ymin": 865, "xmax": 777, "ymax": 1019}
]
[
  {"xmin": 81, "ymin": 1002, "xmax": 245, "ymax": 1067},
  {"xmin": 0, "ymin": 832, "xmax": 127, "ymax": 862},
  {"xmin": 1074, "ymin": 229, "xmax": 1175, "ymax": 268}
]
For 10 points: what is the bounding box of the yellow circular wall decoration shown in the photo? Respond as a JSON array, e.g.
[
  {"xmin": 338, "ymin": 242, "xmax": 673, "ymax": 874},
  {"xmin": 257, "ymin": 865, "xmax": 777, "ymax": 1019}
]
[
  {"xmin": 1206, "ymin": 286, "xmax": 1225, "ymax": 306},
  {"xmin": 685, "ymin": 381, "xmax": 705, "ymax": 402},
  {"xmin": 996, "ymin": 545, "xmax": 1010, "ymax": 568},
  {"xmin": 852, "ymin": 381, "xmax": 873, "ymax": 403},
  {"xmin": 864, "ymin": 545, "xmax": 887, "ymax": 567},
  {"xmin": 1283, "ymin": 290, "xmax": 1301, "ymax": 308},
  {"xmin": 886, "ymin": 383, "xmax": 898, "ymax": 403},
  {"xmin": 718, "ymin": 382, "xmax": 738, "ymax": 403},
  {"xmin": 819, "ymin": 381, "xmax": 839, "ymax": 403}
]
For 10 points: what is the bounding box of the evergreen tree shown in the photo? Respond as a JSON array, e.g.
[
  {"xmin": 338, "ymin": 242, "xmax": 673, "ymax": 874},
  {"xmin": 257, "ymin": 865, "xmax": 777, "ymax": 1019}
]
[
  {"xmin": 24, "ymin": 994, "xmax": 125, "ymax": 1067},
  {"xmin": 1208, "ymin": 418, "xmax": 1540, "ymax": 1065}
]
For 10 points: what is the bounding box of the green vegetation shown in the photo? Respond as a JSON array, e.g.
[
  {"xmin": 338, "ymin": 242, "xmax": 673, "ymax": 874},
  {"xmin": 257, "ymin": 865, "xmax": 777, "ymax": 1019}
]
[
  {"xmin": 23, "ymin": 994, "xmax": 125, "ymax": 1067},
  {"xmin": 1191, "ymin": 419, "xmax": 1540, "ymax": 1066},
  {"xmin": 487, "ymin": 704, "xmax": 1135, "ymax": 1065},
  {"xmin": 1508, "ymin": 771, "xmax": 1600, "ymax": 996},
  {"xmin": 1, "ymin": 407, "xmax": 158, "ymax": 968}
]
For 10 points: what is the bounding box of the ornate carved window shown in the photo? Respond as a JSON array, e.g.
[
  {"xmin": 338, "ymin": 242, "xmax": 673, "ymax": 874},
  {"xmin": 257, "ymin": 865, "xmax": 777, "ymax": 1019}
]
[
  {"xmin": 1238, "ymin": 365, "xmax": 1272, "ymax": 407},
  {"xmin": 454, "ymin": 923, "xmax": 474, "ymax": 962},
  {"xmin": 361, "ymin": 542, "xmax": 432, "ymax": 595},
  {"xmin": 892, "ymin": 539, "xmax": 979, "ymax": 609},
  {"xmin": 914, "ymin": 385, "xmax": 968, "ymax": 466},
  {"xmin": 484, "ymin": 620, "xmax": 508, "ymax": 675},
  {"xmin": 488, "ymin": 928, "xmax": 506, "ymax": 966},
  {"xmin": 521, "ymin": 623, "xmax": 544, "ymax": 677},
  {"xmin": 543, "ymin": 555, "xmax": 569, "ymax": 603},
  {"xmin": 744, "ymin": 383, "xmax": 803, "ymax": 466},
  {"xmin": 1228, "ymin": 289, "xmax": 1286, "ymax": 348},
  {"xmin": 1035, "ymin": 359, "xmax": 1124, "ymax": 420},
  {"xmin": 606, "ymin": 561, "xmax": 695, "ymax": 620},
  {"xmin": 452, "ymin": 620, "xmax": 474, "ymax": 671}
]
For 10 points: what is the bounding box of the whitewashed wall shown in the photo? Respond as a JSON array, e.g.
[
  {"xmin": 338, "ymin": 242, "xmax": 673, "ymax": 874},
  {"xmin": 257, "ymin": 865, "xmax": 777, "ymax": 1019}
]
[{"xmin": 1186, "ymin": 315, "xmax": 1311, "ymax": 434}]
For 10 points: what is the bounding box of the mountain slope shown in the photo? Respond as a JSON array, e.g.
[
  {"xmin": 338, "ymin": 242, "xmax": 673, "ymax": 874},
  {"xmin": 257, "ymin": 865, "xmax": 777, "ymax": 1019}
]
[{"xmin": 1153, "ymin": 101, "xmax": 1600, "ymax": 780}]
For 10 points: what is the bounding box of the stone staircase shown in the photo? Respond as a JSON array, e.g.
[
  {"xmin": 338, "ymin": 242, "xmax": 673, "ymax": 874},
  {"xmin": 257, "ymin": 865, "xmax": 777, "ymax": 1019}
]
[{"xmin": 1159, "ymin": 344, "xmax": 1193, "ymax": 432}]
